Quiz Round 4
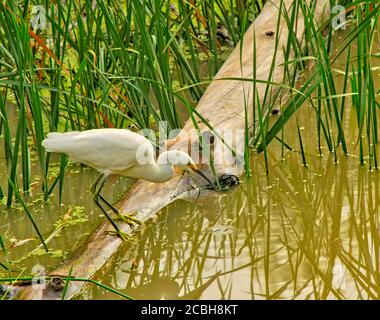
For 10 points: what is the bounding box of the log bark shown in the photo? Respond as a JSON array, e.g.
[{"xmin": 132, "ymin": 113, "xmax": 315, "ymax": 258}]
[{"xmin": 14, "ymin": 0, "xmax": 330, "ymax": 299}]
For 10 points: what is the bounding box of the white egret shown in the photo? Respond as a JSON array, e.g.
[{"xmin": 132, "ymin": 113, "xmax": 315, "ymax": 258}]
[{"xmin": 42, "ymin": 128, "xmax": 216, "ymax": 239}]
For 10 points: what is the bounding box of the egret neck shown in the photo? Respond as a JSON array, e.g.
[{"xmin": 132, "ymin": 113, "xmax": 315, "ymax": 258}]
[{"xmin": 117, "ymin": 151, "xmax": 179, "ymax": 183}]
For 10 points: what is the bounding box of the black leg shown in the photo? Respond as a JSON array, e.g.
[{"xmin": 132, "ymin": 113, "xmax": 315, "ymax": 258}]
[
  {"xmin": 91, "ymin": 174, "xmax": 128, "ymax": 240},
  {"xmin": 90, "ymin": 173, "xmax": 104, "ymax": 193},
  {"xmin": 98, "ymin": 193, "xmax": 142, "ymax": 227}
]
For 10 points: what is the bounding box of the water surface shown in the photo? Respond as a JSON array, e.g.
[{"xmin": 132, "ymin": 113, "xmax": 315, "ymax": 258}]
[{"xmin": 1, "ymin": 29, "xmax": 380, "ymax": 300}]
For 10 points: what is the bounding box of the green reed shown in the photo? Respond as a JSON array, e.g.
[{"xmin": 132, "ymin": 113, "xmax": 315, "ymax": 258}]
[
  {"xmin": 1, "ymin": 0, "xmax": 380, "ymax": 299},
  {"xmin": 0, "ymin": 0, "xmax": 258, "ymax": 205},
  {"xmin": 252, "ymin": 1, "xmax": 380, "ymax": 170},
  {"xmin": 78, "ymin": 151, "xmax": 380, "ymax": 300},
  {"xmin": 2, "ymin": 0, "xmax": 378, "ymax": 207}
]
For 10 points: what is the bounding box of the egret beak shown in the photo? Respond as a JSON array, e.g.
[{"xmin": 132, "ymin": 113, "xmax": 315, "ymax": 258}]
[{"xmin": 188, "ymin": 164, "xmax": 218, "ymax": 191}]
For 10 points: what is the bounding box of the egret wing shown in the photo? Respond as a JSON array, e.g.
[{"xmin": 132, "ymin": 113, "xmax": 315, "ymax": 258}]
[{"xmin": 44, "ymin": 129, "xmax": 154, "ymax": 171}]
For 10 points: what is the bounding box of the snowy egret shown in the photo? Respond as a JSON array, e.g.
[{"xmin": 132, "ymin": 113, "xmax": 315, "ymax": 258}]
[{"xmin": 42, "ymin": 128, "xmax": 217, "ymax": 240}]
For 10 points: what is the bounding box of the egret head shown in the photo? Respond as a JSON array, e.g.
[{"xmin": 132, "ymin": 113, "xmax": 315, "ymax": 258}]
[{"xmin": 158, "ymin": 150, "xmax": 217, "ymax": 190}]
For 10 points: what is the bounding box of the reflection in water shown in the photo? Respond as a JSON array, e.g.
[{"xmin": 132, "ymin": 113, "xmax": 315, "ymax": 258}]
[
  {"xmin": 2, "ymin": 113, "xmax": 380, "ymax": 299},
  {"xmin": 0, "ymin": 157, "xmax": 133, "ymax": 271},
  {"xmin": 79, "ymin": 151, "xmax": 380, "ymax": 300},
  {"xmin": 1, "ymin": 29, "xmax": 380, "ymax": 300}
]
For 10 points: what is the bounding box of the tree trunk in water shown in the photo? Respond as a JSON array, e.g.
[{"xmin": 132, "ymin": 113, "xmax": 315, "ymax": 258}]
[{"xmin": 13, "ymin": 0, "xmax": 330, "ymax": 300}]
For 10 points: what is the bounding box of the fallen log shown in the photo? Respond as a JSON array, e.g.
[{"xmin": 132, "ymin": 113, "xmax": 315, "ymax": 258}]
[{"xmin": 14, "ymin": 0, "xmax": 330, "ymax": 299}]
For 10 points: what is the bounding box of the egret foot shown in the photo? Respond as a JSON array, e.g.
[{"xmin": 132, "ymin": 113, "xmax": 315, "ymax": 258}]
[
  {"xmin": 115, "ymin": 212, "xmax": 143, "ymax": 229},
  {"xmin": 105, "ymin": 229, "xmax": 131, "ymax": 242},
  {"xmin": 96, "ymin": 193, "xmax": 142, "ymax": 228}
]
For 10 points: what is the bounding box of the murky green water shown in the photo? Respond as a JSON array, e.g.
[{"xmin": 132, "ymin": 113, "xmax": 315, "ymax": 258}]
[
  {"xmin": 1, "ymin": 30, "xmax": 380, "ymax": 300},
  {"xmin": 0, "ymin": 104, "xmax": 133, "ymax": 273},
  {"xmin": 85, "ymin": 151, "xmax": 380, "ymax": 299},
  {"xmin": 3, "ymin": 114, "xmax": 380, "ymax": 299},
  {"xmin": 82, "ymin": 33, "xmax": 380, "ymax": 300}
]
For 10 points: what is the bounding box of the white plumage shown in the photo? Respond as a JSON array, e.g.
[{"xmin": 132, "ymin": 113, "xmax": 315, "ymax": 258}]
[
  {"xmin": 42, "ymin": 128, "xmax": 216, "ymax": 239},
  {"xmin": 43, "ymin": 129, "xmax": 148, "ymax": 172},
  {"xmin": 42, "ymin": 128, "xmax": 207, "ymax": 182}
]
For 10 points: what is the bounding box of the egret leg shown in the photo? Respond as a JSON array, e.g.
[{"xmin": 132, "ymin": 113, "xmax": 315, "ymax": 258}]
[
  {"xmin": 90, "ymin": 173, "xmax": 104, "ymax": 194},
  {"xmin": 98, "ymin": 194, "xmax": 143, "ymax": 228},
  {"xmin": 91, "ymin": 174, "xmax": 129, "ymax": 241}
]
